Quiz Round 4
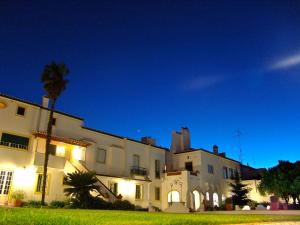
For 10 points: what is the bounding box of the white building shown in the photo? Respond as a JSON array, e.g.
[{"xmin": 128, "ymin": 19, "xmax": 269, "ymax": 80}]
[{"xmin": 0, "ymin": 93, "xmax": 265, "ymax": 211}]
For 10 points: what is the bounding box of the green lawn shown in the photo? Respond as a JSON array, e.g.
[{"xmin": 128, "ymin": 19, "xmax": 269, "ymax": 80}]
[{"xmin": 0, "ymin": 208, "xmax": 300, "ymax": 225}]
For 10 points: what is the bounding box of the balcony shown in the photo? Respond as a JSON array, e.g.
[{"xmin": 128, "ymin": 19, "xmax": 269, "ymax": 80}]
[
  {"xmin": 130, "ymin": 166, "xmax": 148, "ymax": 176},
  {"xmin": 0, "ymin": 141, "xmax": 28, "ymax": 150}
]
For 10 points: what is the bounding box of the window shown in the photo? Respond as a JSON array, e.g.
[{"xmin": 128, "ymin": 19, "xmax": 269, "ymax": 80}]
[
  {"xmin": 109, "ymin": 182, "xmax": 118, "ymax": 195},
  {"xmin": 133, "ymin": 154, "xmax": 140, "ymax": 167},
  {"xmin": 0, "ymin": 171, "xmax": 13, "ymax": 195},
  {"xmin": 96, "ymin": 148, "xmax": 106, "ymax": 163},
  {"xmin": 49, "ymin": 144, "xmax": 56, "ymax": 155},
  {"xmin": 155, "ymin": 187, "xmax": 160, "ymax": 201},
  {"xmin": 0, "ymin": 133, "xmax": 29, "ymax": 150},
  {"xmin": 208, "ymin": 164, "xmax": 214, "ymax": 174},
  {"xmin": 206, "ymin": 192, "xmax": 210, "ymax": 201},
  {"xmin": 155, "ymin": 160, "xmax": 160, "ymax": 179},
  {"xmin": 135, "ymin": 184, "xmax": 142, "ymax": 200},
  {"xmin": 228, "ymin": 168, "xmax": 234, "ymax": 179},
  {"xmin": 51, "ymin": 118, "xmax": 56, "ymax": 126},
  {"xmin": 35, "ymin": 173, "xmax": 50, "ymax": 194},
  {"xmin": 223, "ymin": 166, "xmax": 228, "ymax": 179},
  {"xmin": 16, "ymin": 106, "xmax": 26, "ymax": 116},
  {"xmin": 185, "ymin": 162, "xmax": 193, "ymax": 172},
  {"xmin": 168, "ymin": 191, "xmax": 180, "ymax": 203}
]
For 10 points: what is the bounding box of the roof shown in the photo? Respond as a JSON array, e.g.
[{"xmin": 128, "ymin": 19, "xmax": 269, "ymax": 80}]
[
  {"xmin": 82, "ymin": 127, "xmax": 168, "ymax": 151},
  {"xmin": 0, "ymin": 93, "xmax": 83, "ymax": 120},
  {"xmin": 33, "ymin": 131, "xmax": 91, "ymax": 147},
  {"xmin": 1, "ymin": 93, "xmax": 168, "ymax": 150},
  {"xmin": 174, "ymin": 148, "xmax": 240, "ymax": 164}
]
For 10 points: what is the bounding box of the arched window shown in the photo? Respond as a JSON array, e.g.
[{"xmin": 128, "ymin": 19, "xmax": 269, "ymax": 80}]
[
  {"xmin": 192, "ymin": 190, "xmax": 201, "ymax": 210},
  {"xmin": 213, "ymin": 193, "xmax": 219, "ymax": 207},
  {"xmin": 206, "ymin": 192, "xmax": 210, "ymax": 201},
  {"xmin": 168, "ymin": 191, "xmax": 180, "ymax": 203}
]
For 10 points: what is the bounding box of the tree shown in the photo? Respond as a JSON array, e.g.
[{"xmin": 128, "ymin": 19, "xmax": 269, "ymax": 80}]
[
  {"xmin": 40, "ymin": 61, "xmax": 69, "ymax": 205},
  {"xmin": 64, "ymin": 171, "xmax": 100, "ymax": 208},
  {"xmin": 258, "ymin": 160, "xmax": 296, "ymax": 204},
  {"xmin": 229, "ymin": 170, "xmax": 251, "ymax": 207}
]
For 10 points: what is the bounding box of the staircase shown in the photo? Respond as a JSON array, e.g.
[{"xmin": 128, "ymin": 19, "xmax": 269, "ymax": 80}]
[{"xmin": 65, "ymin": 160, "xmax": 118, "ymax": 202}]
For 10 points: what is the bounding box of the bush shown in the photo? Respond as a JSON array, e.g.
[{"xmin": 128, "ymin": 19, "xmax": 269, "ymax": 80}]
[
  {"xmin": 50, "ymin": 200, "xmax": 66, "ymax": 208},
  {"xmin": 112, "ymin": 200, "xmax": 135, "ymax": 211},
  {"xmin": 11, "ymin": 190, "xmax": 25, "ymax": 200},
  {"xmin": 23, "ymin": 200, "xmax": 47, "ymax": 208},
  {"xmin": 248, "ymin": 200, "xmax": 258, "ymax": 210}
]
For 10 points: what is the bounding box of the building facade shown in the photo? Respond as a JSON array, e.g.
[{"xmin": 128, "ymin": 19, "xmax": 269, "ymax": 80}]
[{"xmin": 0, "ymin": 93, "xmax": 266, "ymax": 211}]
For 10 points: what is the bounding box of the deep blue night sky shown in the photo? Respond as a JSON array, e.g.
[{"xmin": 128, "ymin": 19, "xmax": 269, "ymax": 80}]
[{"xmin": 1, "ymin": 0, "xmax": 300, "ymax": 168}]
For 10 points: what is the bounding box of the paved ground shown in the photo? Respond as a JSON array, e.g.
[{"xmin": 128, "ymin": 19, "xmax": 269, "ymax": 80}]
[
  {"xmin": 230, "ymin": 222, "xmax": 300, "ymax": 225},
  {"xmin": 200, "ymin": 210, "xmax": 300, "ymax": 215}
]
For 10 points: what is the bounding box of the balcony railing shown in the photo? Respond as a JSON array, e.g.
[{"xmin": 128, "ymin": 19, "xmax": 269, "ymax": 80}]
[
  {"xmin": 130, "ymin": 166, "xmax": 148, "ymax": 176},
  {"xmin": 0, "ymin": 141, "xmax": 28, "ymax": 150}
]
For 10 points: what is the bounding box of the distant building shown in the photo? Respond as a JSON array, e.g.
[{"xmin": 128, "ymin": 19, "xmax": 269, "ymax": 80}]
[{"xmin": 0, "ymin": 93, "xmax": 268, "ymax": 211}]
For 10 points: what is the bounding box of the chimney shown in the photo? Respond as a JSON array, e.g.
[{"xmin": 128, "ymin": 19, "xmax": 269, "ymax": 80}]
[
  {"xmin": 213, "ymin": 145, "xmax": 219, "ymax": 155},
  {"xmin": 42, "ymin": 96, "xmax": 49, "ymax": 108},
  {"xmin": 141, "ymin": 137, "xmax": 156, "ymax": 146}
]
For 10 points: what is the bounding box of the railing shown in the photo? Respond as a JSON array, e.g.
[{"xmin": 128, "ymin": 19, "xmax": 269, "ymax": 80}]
[
  {"xmin": 130, "ymin": 166, "xmax": 148, "ymax": 176},
  {"xmin": 0, "ymin": 141, "xmax": 28, "ymax": 150}
]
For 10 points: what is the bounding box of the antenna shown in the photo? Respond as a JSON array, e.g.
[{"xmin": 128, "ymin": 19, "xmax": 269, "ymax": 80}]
[{"xmin": 235, "ymin": 128, "xmax": 243, "ymax": 164}]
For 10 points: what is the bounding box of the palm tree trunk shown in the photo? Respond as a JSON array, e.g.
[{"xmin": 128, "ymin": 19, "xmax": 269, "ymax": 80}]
[{"xmin": 41, "ymin": 100, "xmax": 56, "ymax": 206}]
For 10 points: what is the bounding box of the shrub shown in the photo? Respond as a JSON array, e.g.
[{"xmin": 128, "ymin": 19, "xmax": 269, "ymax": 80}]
[
  {"xmin": 23, "ymin": 200, "xmax": 47, "ymax": 208},
  {"xmin": 50, "ymin": 200, "xmax": 66, "ymax": 208},
  {"xmin": 11, "ymin": 190, "xmax": 25, "ymax": 200},
  {"xmin": 112, "ymin": 200, "xmax": 135, "ymax": 211},
  {"xmin": 248, "ymin": 200, "xmax": 258, "ymax": 210}
]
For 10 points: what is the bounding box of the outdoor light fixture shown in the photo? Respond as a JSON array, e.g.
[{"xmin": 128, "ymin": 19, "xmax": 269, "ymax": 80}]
[{"xmin": 0, "ymin": 101, "xmax": 7, "ymax": 109}]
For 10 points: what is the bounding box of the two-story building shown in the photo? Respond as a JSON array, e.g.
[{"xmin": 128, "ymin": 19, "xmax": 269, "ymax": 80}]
[
  {"xmin": 0, "ymin": 93, "xmax": 166, "ymax": 209},
  {"xmin": 162, "ymin": 128, "xmax": 241, "ymax": 211},
  {"xmin": 0, "ymin": 93, "xmax": 267, "ymax": 211}
]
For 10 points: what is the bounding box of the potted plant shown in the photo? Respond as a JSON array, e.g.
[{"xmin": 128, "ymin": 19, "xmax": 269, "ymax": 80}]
[
  {"xmin": 11, "ymin": 190, "xmax": 25, "ymax": 207},
  {"xmin": 225, "ymin": 197, "xmax": 233, "ymax": 210}
]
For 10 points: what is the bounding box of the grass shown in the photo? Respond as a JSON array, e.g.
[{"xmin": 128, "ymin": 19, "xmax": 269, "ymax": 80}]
[{"xmin": 0, "ymin": 208, "xmax": 300, "ymax": 225}]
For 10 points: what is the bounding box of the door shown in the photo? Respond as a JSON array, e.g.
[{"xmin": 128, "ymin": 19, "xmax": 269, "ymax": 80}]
[{"xmin": 0, "ymin": 170, "xmax": 13, "ymax": 204}]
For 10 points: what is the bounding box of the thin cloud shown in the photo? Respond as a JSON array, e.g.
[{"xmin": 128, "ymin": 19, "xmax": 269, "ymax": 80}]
[
  {"xmin": 270, "ymin": 53, "xmax": 300, "ymax": 70},
  {"xmin": 182, "ymin": 75, "xmax": 225, "ymax": 91}
]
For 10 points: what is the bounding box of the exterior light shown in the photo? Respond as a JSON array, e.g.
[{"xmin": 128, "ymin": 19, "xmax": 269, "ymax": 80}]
[
  {"xmin": 73, "ymin": 146, "xmax": 84, "ymax": 161},
  {"xmin": 56, "ymin": 145, "xmax": 65, "ymax": 157},
  {"xmin": 118, "ymin": 180, "xmax": 135, "ymax": 197}
]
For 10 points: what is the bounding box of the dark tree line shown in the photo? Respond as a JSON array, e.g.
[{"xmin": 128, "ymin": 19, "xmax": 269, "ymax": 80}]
[{"xmin": 258, "ymin": 160, "xmax": 300, "ymax": 204}]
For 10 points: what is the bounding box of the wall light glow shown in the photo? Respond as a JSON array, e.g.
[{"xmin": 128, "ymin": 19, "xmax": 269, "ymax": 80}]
[
  {"xmin": 14, "ymin": 166, "xmax": 36, "ymax": 189},
  {"xmin": 72, "ymin": 146, "xmax": 84, "ymax": 161},
  {"xmin": 56, "ymin": 145, "xmax": 65, "ymax": 157},
  {"xmin": 118, "ymin": 180, "xmax": 136, "ymax": 197}
]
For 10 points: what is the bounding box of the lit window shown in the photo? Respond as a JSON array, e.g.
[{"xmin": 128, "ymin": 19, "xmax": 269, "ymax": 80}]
[
  {"xmin": 16, "ymin": 106, "xmax": 26, "ymax": 116},
  {"xmin": 135, "ymin": 184, "xmax": 142, "ymax": 200},
  {"xmin": 206, "ymin": 192, "xmax": 210, "ymax": 201},
  {"xmin": 208, "ymin": 164, "xmax": 214, "ymax": 174},
  {"xmin": 35, "ymin": 173, "xmax": 50, "ymax": 194},
  {"xmin": 168, "ymin": 191, "xmax": 180, "ymax": 203},
  {"xmin": 0, "ymin": 171, "xmax": 13, "ymax": 195},
  {"xmin": 96, "ymin": 148, "xmax": 106, "ymax": 163},
  {"xmin": 155, "ymin": 187, "xmax": 160, "ymax": 201}
]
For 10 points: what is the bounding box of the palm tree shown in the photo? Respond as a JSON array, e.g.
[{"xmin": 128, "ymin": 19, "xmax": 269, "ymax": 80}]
[
  {"xmin": 64, "ymin": 171, "xmax": 100, "ymax": 207},
  {"xmin": 40, "ymin": 61, "xmax": 69, "ymax": 205}
]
